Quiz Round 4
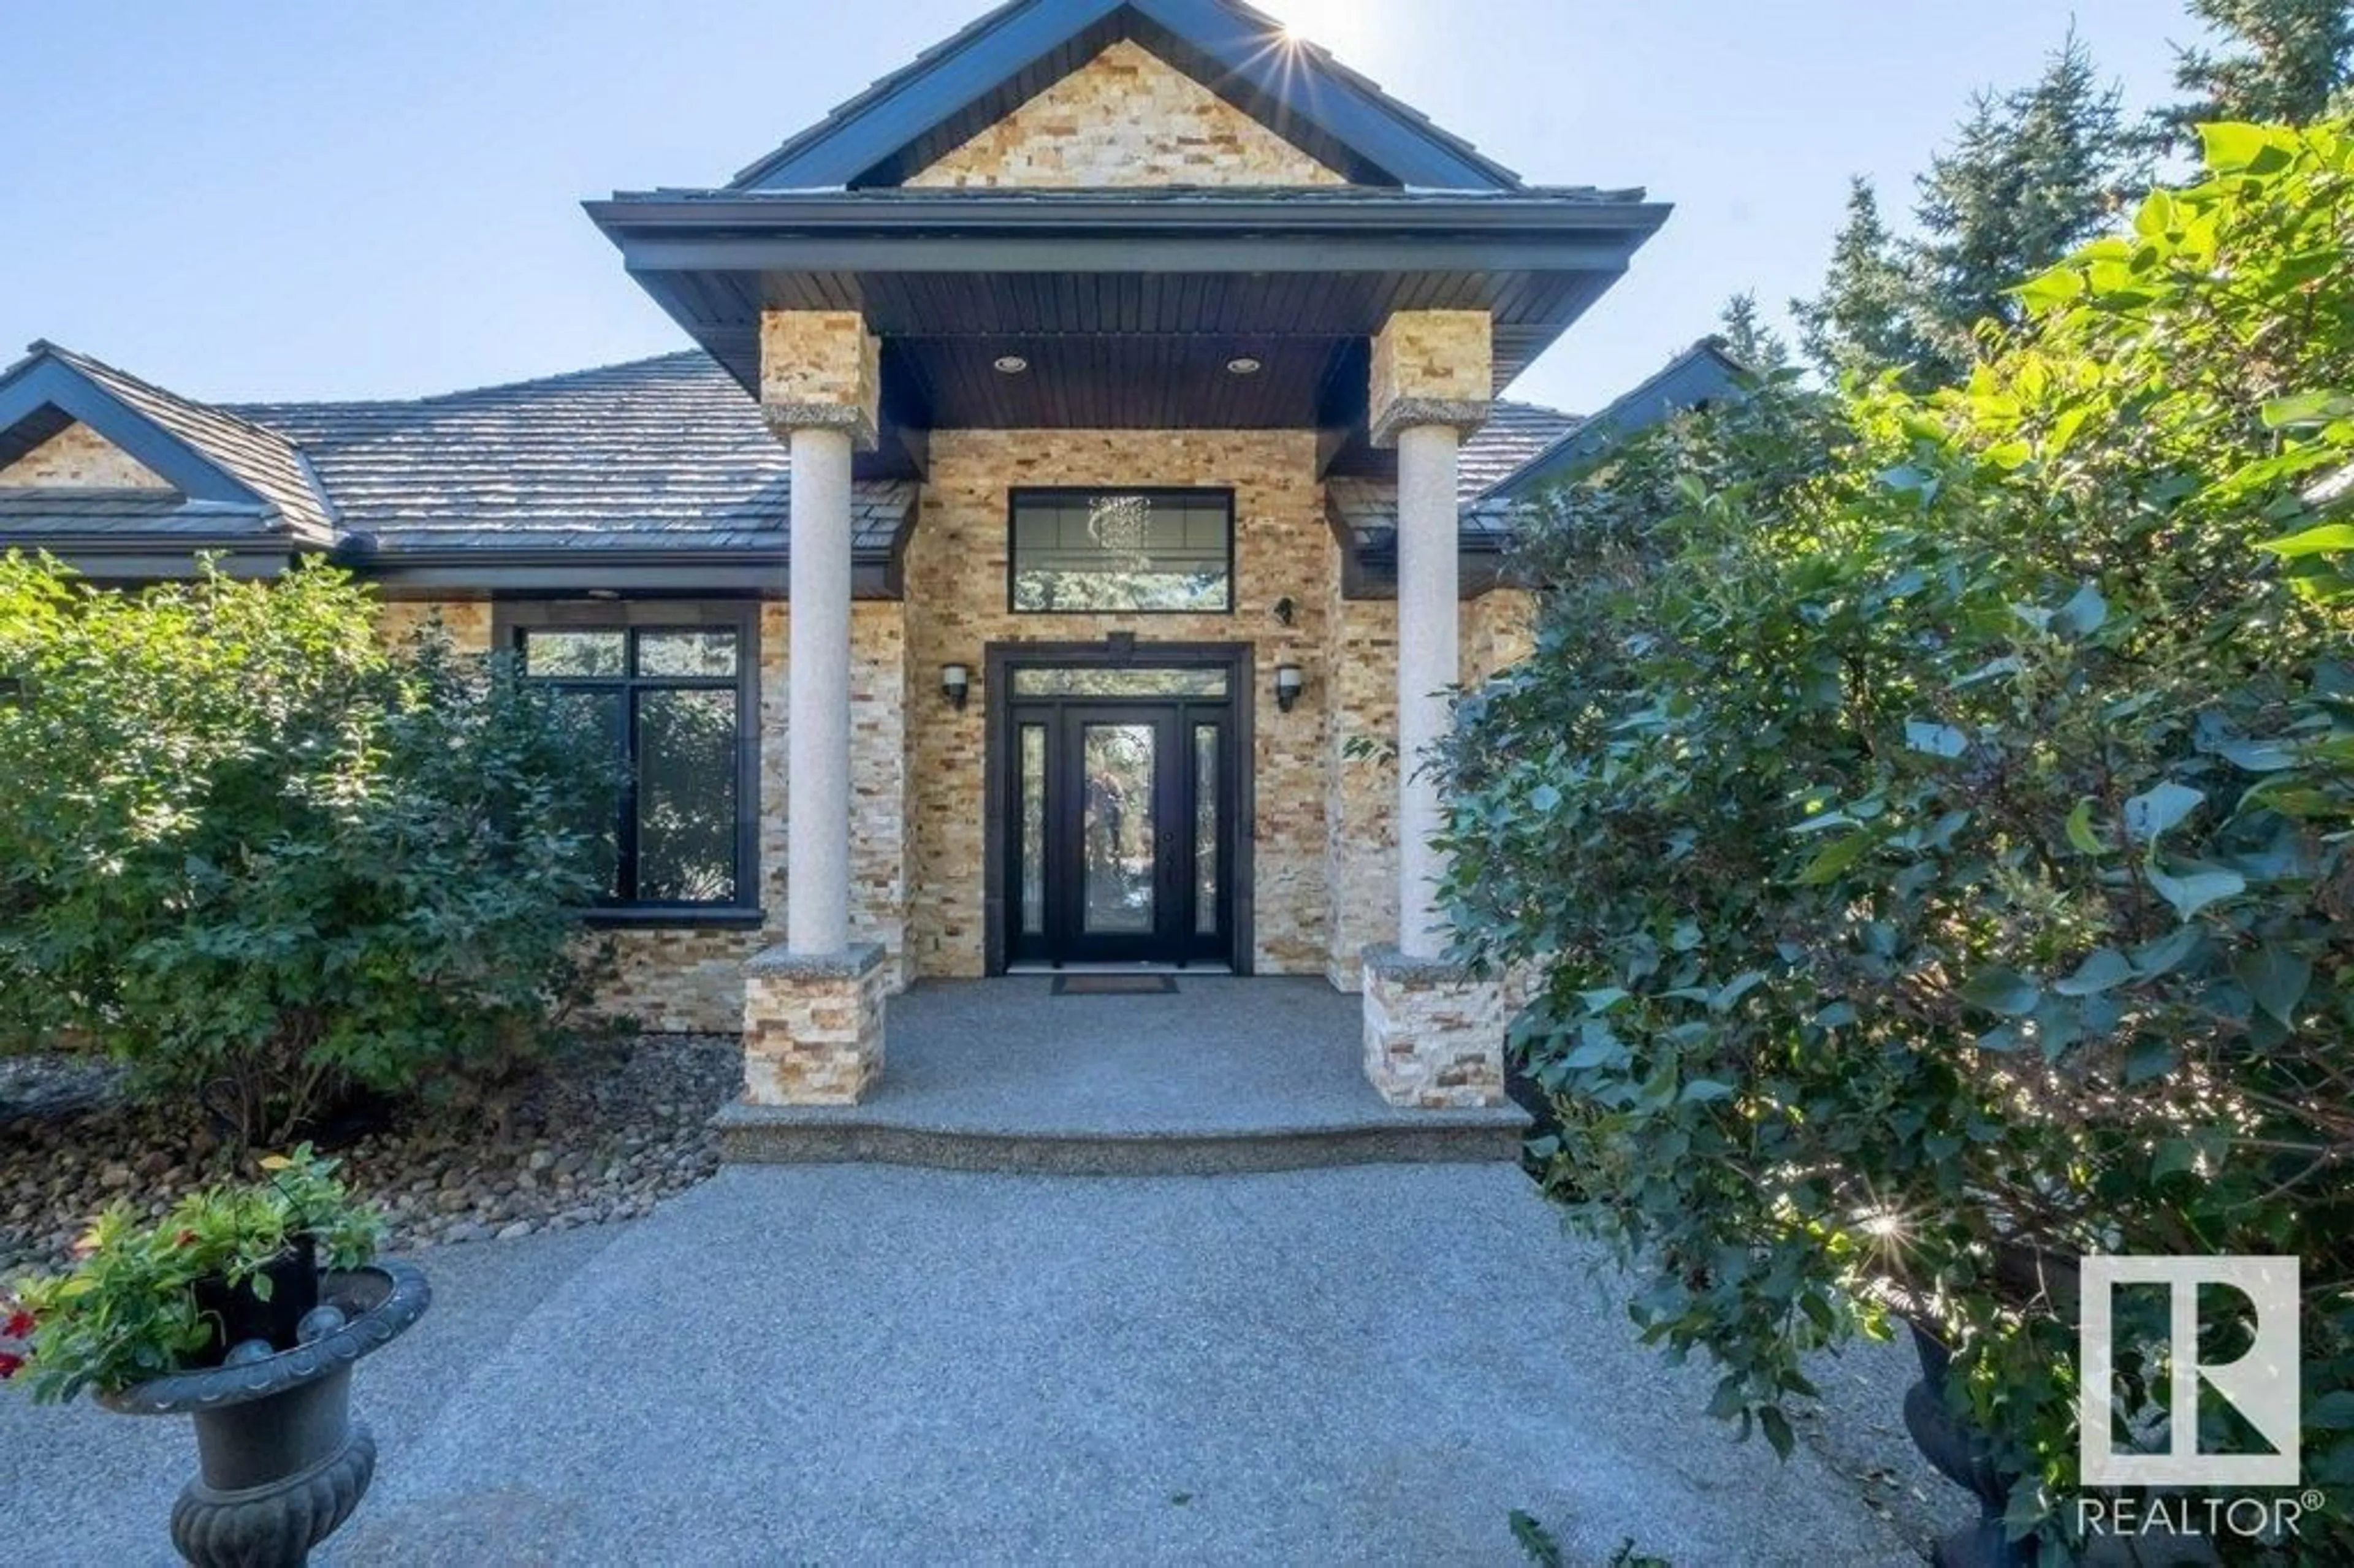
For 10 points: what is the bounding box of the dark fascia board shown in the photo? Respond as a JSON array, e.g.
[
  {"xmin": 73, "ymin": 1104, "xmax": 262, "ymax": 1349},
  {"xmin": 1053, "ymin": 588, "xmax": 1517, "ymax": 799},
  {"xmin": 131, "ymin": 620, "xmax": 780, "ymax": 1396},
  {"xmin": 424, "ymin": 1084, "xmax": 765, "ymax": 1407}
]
[
  {"xmin": 341, "ymin": 544, "xmax": 905, "ymax": 600},
  {"xmin": 1485, "ymin": 338, "xmax": 1750, "ymax": 500},
  {"xmin": 590, "ymin": 192, "xmax": 1670, "ymax": 277},
  {"xmin": 727, "ymin": 0, "xmax": 1520, "ymax": 193},
  {"xmin": 0, "ymin": 356, "xmax": 273, "ymax": 515},
  {"xmin": 12, "ymin": 535, "xmax": 297, "ymax": 581}
]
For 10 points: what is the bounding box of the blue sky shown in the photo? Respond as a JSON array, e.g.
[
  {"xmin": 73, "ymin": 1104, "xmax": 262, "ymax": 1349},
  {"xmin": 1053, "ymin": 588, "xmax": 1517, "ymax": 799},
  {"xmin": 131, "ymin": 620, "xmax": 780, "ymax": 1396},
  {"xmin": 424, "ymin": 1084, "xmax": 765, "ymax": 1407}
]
[{"xmin": 4, "ymin": 1, "xmax": 2191, "ymax": 416}]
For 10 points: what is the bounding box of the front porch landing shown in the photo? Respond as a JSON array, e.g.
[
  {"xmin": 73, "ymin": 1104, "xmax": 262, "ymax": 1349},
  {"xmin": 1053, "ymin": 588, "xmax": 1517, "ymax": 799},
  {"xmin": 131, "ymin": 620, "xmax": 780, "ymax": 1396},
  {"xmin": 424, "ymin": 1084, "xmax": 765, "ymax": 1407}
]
[{"xmin": 715, "ymin": 977, "xmax": 1528, "ymax": 1174}]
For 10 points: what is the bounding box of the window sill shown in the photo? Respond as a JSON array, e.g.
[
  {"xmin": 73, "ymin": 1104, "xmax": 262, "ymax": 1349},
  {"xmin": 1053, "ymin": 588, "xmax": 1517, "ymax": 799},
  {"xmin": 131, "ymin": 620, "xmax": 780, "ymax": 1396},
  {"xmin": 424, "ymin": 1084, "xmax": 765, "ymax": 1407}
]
[{"xmin": 579, "ymin": 906, "xmax": 768, "ymax": 931}]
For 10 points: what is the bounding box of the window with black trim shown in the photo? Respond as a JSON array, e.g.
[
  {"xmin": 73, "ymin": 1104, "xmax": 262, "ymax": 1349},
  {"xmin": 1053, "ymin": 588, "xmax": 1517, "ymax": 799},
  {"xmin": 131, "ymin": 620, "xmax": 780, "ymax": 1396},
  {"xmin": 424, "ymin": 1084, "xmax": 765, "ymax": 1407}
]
[
  {"xmin": 1008, "ymin": 488, "xmax": 1235, "ymax": 614},
  {"xmin": 505, "ymin": 604, "xmax": 759, "ymax": 916}
]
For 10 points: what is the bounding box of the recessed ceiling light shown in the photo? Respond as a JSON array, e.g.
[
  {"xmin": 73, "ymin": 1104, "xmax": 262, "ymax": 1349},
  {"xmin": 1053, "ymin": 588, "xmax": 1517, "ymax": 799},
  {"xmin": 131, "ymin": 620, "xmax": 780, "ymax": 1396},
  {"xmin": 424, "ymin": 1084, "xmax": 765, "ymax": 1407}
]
[
  {"xmin": 1226, "ymin": 356, "xmax": 1264, "ymax": 376},
  {"xmin": 994, "ymin": 354, "xmax": 1030, "ymax": 375}
]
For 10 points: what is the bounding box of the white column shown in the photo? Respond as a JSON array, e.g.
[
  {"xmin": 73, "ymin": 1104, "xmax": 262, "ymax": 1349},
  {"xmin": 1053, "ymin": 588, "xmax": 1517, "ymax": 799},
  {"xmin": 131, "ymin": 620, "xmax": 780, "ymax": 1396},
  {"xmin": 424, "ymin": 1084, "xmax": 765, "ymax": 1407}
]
[
  {"xmin": 786, "ymin": 425, "xmax": 853, "ymax": 956},
  {"xmin": 1395, "ymin": 421, "xmax": 1460, "ymax": 960}
]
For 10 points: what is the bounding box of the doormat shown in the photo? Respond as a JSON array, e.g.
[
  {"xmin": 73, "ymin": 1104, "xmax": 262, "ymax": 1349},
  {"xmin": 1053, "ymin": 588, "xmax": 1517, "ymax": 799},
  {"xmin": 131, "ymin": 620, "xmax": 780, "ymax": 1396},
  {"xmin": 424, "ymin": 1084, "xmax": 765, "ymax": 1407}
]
[{"xmin": 1052, "ymin": 974, "xmax": 1178, "ymax": 996}]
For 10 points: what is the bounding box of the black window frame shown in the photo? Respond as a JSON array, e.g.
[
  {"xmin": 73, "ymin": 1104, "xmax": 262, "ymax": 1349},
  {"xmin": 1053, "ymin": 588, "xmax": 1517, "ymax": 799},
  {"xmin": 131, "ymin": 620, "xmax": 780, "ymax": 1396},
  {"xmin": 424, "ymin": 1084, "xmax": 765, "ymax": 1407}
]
[
  {"xmin": 497, "ymin": 599, "xmax": 763, "ymax": 927},
  {"xmin": 1006, "ymin": 487, "xmax": 1237, "ymax": 615}
]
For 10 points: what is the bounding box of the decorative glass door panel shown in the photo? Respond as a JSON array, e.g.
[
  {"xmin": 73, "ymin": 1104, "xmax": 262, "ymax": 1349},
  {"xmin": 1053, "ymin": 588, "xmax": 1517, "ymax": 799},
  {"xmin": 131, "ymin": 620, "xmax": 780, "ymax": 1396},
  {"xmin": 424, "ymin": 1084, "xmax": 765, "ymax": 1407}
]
[{"xmin": 1005, "ymin": 676, "xmax": 1235, "ymax": 968}]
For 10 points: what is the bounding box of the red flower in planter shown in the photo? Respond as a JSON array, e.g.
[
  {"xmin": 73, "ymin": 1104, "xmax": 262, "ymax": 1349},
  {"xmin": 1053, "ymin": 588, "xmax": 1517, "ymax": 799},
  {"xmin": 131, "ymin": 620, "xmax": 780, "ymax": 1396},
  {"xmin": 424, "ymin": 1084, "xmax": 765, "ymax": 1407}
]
[
  {"xmin": 0, "ymin": 1350, "xmax": 23, "ymax": 1380},
  {"xmin": 2, "ymin": 1310, "xmax": 31, "ymax": 1341}
]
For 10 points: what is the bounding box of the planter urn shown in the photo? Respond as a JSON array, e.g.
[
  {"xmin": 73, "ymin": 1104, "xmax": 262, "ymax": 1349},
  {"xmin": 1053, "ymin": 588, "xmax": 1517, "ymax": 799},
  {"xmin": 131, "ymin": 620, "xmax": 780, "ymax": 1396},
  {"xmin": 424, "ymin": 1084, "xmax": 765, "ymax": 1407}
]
[
  {"xmin": 1904, "ymin": 1321, "xmax": 2032, "ymax": 1568},
  {"xmin": 99, "ymin": 1260, "xmax": 431, "ymax": 1568}
]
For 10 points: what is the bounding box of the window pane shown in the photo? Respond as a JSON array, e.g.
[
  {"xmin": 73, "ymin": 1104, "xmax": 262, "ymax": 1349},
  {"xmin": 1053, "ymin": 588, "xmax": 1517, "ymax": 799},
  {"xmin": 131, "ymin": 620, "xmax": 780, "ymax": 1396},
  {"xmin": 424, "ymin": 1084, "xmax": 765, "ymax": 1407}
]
[
  {"xmin": 1010, "ymin": 492, "xmax": 1231, "ymax": 613},
  {"xmin": 556, "ymin": 688, "xmax": 624, "ymax": 901},
  {"xmin": 1195, "ymin": 724, "xmax": 1219, "ymax": 936},
  {"xmin": 1009, "ymin": 667, "xmax": 1227, "ymax": 698},
  {"xmin": 1083, "ymin": 723, "xmax": 1154, "ymax": 934},
  {"xmin": 521, "ymin": 630, "xmax": 625, "ymax": 678},
  {"xmin": 637, "ymin": 688, "xmax": 738, "ymax": 904},
  {"xmin": 1020, "ymin": 725, "xmax": 1046, "ymax": 937},
  {"xmin": 636, "ymin": 630, "xmax": 739, "ymax": 679}
]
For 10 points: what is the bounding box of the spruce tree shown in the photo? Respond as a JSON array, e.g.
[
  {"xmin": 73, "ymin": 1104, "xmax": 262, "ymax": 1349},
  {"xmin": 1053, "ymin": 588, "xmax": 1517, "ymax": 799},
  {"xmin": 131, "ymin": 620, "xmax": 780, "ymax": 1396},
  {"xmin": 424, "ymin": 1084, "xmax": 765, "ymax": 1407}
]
[
  {"xmin": 2162, "ymin": 0, "xmax": 2354, "ymax": 139},
  {"xmin": 1716, "ymin": 292, "xmax": 1791, "ymax": 373},
  {"xmin": 1907, "ymin": 31, "xmax": 2144, "ymax": 379},
  {"xmin": 1790, "ymin": 178, "xmax": 1925, "ymax": 386}
]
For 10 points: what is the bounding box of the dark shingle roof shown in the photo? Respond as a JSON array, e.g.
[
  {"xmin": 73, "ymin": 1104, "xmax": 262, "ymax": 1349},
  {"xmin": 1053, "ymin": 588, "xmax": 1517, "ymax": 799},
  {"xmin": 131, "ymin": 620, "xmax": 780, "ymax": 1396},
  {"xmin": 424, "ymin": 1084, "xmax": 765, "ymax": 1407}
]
[
  {"xmin": 1458, "ymin": 400, "xmax": 1583, "ymax": 498},
  {"xmin": 230, "ymin": 352, "xmax": 912, "ymax": 556},
  {"xmin": 29, "ymin": 342, "xmax": 336, "ymax": 543},
  {"xmin": 1322, "ymin": 400, "xmax": 1585, "ymax": 546}
]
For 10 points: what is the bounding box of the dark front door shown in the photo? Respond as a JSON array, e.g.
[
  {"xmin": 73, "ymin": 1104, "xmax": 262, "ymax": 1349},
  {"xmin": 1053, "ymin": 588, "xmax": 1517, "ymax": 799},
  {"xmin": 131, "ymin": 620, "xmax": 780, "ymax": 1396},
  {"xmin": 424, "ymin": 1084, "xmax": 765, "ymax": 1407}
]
[{"xmin": 1006, "ymin": 685, "xmax": 1236, "ymax": 968}]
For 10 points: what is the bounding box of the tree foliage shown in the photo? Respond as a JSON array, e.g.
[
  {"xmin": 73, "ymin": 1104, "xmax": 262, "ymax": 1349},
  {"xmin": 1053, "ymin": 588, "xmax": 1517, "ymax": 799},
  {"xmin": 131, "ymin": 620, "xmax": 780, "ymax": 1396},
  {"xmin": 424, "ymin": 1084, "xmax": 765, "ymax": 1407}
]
[
  {"xmin": 1798, "ymin": 33, "xmax": 2147, "ymax": 391},
  {"xmin": 1716, "ymin": 292, "xmax": 1791, "ymax": 374},
  {"xmin": 1791, "ymin": 178, "xmax": 1929, "ymax": 387},
  {"xmin": 0, "ymin": 558, "xmax": 620, "ymax": 1146},
  {"xmin": 2160, "ymin": 0, "xmax": 2354, "ymax": 142},
  {"xmin": 1442, "ymin": 120, "xmax": 2354, "ymax": 1562},
  {"xmin": 1909, "ymin": 32, "xmax": 2148, "ymax": 376}
]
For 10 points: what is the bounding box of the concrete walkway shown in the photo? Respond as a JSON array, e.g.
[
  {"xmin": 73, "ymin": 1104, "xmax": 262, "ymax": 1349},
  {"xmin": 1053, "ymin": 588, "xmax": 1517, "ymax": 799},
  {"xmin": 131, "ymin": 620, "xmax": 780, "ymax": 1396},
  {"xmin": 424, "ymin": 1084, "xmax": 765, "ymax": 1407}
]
[{"xmin": 2, "ymin": 1164, "xmax": 1931, "ymax": 1566}]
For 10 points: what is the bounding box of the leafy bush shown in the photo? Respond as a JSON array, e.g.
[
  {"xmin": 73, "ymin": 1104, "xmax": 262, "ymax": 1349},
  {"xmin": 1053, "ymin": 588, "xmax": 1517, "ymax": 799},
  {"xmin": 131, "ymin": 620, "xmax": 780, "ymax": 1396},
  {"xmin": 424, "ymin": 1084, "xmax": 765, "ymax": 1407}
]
[
  {"xmin": 1441, "ymin": 121, "xmax": 2353, "ymax": 1562},
  {"xmin": 4, "ymin": 1143, "xmax": 385, "ymax": 1403},
  {"xmin": 0, "ymin": 557, "xmax": 619, "ymax": 1146}
]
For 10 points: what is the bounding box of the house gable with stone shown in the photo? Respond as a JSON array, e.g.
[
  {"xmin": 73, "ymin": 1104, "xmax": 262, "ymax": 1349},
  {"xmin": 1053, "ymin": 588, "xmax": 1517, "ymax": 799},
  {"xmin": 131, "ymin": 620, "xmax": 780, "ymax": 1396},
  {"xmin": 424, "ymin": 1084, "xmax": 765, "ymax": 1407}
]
[{"xmin": 0, "ymin": 0, "xmax": 1676, "ymax": 1109}]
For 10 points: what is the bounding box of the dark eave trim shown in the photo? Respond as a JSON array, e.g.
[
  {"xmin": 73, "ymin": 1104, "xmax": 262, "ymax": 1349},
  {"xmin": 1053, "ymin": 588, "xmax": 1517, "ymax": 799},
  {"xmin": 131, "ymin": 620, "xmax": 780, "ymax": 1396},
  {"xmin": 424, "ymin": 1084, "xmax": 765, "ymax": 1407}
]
[
  {"xmin": 593, "ymin": 191, "xmax": 1664, "ymax": 234},
  {"xmin": 589, "ymin": 192, "xmax": 1667, "ymax": 276},
  {"xmin": 343, "ymin": 543, "xmax": 904, "ymax": 599}
]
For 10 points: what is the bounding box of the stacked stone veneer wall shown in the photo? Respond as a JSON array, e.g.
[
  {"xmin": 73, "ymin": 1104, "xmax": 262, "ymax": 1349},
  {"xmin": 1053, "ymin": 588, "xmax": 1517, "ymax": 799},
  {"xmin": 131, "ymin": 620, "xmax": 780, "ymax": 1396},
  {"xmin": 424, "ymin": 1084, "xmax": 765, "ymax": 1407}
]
[
  {"xmin": 371, "ymin": 596, "xmax": 911, "ymax": 1034},
  {"xmin": 1362, "ymin": 947, "xmax": 1512, "ymax": 1108},
  {"xmin": 1322, "ymin": 586, "xmax": 1537, "ymax": 989},
  {"xmin": 903, "ymin": 428, "xmax": 1333, "ymax": 976},
  {"xmin": 0, "ymin": 422, "xmax": 173, "ymax": 489},
  {"xmin": 743, "ymin": 943, "xmax": 889, "ymax": 1105},
  {"xmin": 907, "ymin": 39, "xmax": 1347, "ymax": 189}
]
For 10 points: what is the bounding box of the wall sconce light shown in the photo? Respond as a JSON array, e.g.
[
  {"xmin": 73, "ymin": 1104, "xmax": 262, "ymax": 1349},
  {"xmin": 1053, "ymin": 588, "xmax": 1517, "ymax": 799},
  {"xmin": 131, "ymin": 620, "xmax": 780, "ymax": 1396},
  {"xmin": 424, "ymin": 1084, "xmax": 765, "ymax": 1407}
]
[
  {"xmin": 1274, "ymin": 663, "xmax": 1305, "ymax": 714},
  {"xmin": 941, "ymin": 663, "xmax": 971, "ymax": 711}
]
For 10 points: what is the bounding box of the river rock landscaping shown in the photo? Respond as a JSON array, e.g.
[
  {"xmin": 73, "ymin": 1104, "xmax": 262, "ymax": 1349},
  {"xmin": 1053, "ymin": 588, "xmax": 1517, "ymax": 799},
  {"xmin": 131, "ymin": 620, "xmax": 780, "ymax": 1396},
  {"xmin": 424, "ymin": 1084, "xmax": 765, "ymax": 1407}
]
[{"xmin": 0, "ymin": 1035, "xmax": 736, "ymax": 1275}]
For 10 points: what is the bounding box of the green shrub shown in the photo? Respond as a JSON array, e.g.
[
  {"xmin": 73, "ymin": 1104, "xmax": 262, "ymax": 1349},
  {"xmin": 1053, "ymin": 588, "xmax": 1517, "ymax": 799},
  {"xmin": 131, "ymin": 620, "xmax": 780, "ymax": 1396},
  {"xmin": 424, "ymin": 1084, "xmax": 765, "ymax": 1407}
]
[
  {"xmin": 1442, "ymin": 121, "xmax": 2353, "ymax": 1562},
  {"xmin": 0, "ymin": 557, "xmax": 619, "ymax": 1146}
]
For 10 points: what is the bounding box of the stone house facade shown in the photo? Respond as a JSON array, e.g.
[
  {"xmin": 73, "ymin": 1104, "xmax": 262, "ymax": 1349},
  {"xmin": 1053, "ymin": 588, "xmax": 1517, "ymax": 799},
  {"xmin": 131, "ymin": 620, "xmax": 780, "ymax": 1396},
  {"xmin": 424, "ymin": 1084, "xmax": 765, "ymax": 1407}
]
[{"xmin": 0, "ymin": 0, "xmax": 1734, "ymax": 1113}]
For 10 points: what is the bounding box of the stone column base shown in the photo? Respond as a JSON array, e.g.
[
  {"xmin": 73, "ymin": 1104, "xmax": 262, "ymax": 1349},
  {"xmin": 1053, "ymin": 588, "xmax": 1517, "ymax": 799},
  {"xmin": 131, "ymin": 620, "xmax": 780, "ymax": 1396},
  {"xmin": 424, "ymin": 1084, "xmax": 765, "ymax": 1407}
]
[
  {"xmin": 1361, "ymin": 945, "xmax": 1508, "ymax": 1109},
  {"xmin": 743, "ymin": 942, "xmax": 889, "ymax": 1106}
]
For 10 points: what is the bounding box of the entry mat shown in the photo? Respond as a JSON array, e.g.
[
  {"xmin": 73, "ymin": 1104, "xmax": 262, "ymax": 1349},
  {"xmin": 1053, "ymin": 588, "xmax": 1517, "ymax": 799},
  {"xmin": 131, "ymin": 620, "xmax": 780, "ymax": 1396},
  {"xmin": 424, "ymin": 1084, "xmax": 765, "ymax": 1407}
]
[{"xmin": 1052, "ymin": 973, "xmax": 1179, "ymax": 996}]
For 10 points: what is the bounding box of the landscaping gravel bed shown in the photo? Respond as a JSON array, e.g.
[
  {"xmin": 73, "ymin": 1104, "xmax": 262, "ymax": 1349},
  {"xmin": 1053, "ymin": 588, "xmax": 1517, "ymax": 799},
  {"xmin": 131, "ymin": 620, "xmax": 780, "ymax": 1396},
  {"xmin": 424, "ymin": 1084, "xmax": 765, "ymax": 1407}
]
[{"xmin": 0, "ymin": 1035, "xmax": 737, "ymax": 1275}]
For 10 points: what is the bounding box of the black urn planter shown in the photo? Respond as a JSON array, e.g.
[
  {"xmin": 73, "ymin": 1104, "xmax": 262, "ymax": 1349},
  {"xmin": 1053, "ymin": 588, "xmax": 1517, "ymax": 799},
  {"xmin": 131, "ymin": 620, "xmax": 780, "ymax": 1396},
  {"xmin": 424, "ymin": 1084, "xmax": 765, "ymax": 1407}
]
[
  {"xmin": 1904, "ymin": 1321, "xmax": 2033, "ymax": 1568},
  {"xmin": 190, "ymin": 1236, "xmax": 319, "ymax": 1363},
  {"xmin": 100, "ymin": 1261, "xmax": 430, "ymax": 1568}
]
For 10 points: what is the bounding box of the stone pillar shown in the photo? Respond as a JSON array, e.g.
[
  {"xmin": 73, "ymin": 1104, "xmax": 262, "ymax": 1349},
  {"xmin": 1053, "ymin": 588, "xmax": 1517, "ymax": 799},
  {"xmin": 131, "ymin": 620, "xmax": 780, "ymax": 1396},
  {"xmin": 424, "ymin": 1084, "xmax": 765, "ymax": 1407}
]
[
  {"xmin": 747, "ymin": 310, "xmax": 888, "ymax": 1107},
  {"xmin": 1362, "ymin": 309, "xmax": 1505, "ymax": 1108},
  {"xmin": 1368, "ymin": 308, "xmax": 1493, "ymax": 958}
]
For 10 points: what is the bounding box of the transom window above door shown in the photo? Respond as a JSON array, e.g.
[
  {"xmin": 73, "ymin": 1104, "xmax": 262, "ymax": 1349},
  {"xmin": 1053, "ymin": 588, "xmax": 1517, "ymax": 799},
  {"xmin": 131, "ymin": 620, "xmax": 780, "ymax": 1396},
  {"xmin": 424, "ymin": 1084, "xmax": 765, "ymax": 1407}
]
[{"xmin": 1008, "ymin": 489, "xmax": 1234, "ymax": 614}]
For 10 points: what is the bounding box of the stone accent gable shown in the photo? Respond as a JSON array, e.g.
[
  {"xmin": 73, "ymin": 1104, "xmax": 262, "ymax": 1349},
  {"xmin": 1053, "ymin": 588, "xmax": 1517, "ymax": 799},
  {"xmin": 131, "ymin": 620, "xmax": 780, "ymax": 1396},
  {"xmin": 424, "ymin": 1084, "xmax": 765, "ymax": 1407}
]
[
  {"xmin": 0, "ymin": 422, "xmax": 174, "ymax": 490},
  {"xmin": 906, "ymin": 40, "xmax": 1348, "ymax": 188}
]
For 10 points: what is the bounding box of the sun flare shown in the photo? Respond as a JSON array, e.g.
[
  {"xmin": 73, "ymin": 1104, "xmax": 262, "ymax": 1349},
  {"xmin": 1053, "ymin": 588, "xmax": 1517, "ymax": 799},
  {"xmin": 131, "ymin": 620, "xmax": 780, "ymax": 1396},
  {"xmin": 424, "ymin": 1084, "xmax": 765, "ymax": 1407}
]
[{"xmin": 1267, "ymin": 0, "xmax": 1377, "ymax": 59}]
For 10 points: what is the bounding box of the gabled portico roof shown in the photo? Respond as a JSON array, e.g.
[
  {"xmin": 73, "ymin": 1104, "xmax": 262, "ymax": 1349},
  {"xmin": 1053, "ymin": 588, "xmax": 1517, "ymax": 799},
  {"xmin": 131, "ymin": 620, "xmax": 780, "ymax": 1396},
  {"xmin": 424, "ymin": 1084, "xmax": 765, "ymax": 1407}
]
[{"xmin": 729, "ymin": 0, "xmax": 1522, "ymax": 192}]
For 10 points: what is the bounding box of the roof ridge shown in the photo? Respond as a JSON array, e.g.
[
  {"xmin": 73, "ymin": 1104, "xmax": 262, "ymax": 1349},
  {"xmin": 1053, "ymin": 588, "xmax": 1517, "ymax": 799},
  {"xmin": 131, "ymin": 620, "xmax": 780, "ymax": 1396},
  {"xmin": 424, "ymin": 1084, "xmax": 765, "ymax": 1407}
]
[
  {"xmin": 228, "ymin": 349, "xmax": 718, "ymax": 415},
  {"xmin": 30, "ymin": 341, "xmax": 314, "ymax": 457}
]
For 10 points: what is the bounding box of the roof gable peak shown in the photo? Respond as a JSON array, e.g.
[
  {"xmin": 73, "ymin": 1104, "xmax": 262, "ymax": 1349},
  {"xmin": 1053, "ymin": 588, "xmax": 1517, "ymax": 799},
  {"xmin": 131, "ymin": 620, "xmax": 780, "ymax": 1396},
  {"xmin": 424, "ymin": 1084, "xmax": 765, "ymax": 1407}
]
[{"xmin": 729, "ymin": 0, "xmax": 1521, "ymax": 192}]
